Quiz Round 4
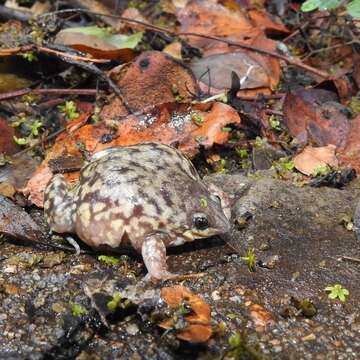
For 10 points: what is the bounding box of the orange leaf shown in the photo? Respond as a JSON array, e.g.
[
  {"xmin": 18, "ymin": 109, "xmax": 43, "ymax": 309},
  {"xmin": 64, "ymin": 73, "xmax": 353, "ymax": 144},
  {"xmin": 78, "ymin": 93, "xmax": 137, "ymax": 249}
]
[
  {"xmin": 294, "ymin": 145, "xmax": 338, "ymax": 176},
  {"xmin": 22, "ymin": 101, "xmax": 240, "ymax": 207},
  {"xmin": 159, "ymin": 285, "xmax": 212, "ymax": 343}
]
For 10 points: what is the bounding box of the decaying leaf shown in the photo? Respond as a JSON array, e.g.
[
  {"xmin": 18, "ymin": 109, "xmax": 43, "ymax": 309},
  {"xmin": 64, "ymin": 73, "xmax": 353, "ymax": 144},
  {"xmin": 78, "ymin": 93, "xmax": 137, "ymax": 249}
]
[
  {"xmin": 0, "ymin": 118, "xmax": 19, "ymax": 155},
  {"xmin": 55, "ymin": 27, "xmax": 143, "ymax": 61},
  {"xmin": 0, "ymin": 195, "xmax": 48, "ymax": 244},
  {"xmin": 106, "ymin": 51, "xmax": 198, "ymax": 112},
  {"xmin": 283, "ymin": 89, "xmax": 350, "ymax": 147},
  {"xmin": 338, "ymin": 114, "xmax": 360, "ymax": 173},
  {"xmin": 177, "ymin": 0, "xmax": 285, "ymax": 93},
  {"xmin": 190, "ymin": 52, "xmax": 269, "ymax": 91},
  {"xmin": 293, "ymin": 145, "xmax": 338, "ymax": 176},
  {"xmin": 0, "ymin": 182, "xmax": 16, "ymax": 198},
  {"xmin": 249, "ymin": 303, "xmax": 274, "ymax": 330},
  {"xmin": 23, "ymin": 101, "xmax": 240, "ymax": 207},
  {"xmin": 159, "ymin": 285, "xmax": 212, "ymax": 343}
]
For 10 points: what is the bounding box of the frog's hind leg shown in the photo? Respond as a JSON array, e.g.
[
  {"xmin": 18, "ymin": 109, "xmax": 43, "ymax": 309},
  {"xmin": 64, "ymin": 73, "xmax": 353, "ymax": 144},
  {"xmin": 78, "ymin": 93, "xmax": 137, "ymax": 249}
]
[
  {"xmin": 44, "ymin": 174, "xmax": 75, "ymax": 234},
  {"xmin": 141, "ymin": 234, "xmax": 176, "ymax": 281}
]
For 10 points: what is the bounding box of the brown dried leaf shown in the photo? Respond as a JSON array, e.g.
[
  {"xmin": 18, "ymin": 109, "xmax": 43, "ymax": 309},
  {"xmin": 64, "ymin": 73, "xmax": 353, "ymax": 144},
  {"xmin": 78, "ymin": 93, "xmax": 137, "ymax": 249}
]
[
  {"xmin": 110, "ymin": 51, "xmax": 198, "ymax": 112},
  {"xmin": 338, "ymin": 115, "xmax": 360, "ymax": 173},
  {"xmin": 0, "ymin": 182, "xmax": 16, "ymax": 198},
  {"xmin": 0, "ymin": 118, "xmax": 19, "ymax": 155},
  {"xmin": 177, "ymin": 0, "xmax": 283, "ymax": 93},
  {"xmin": 249, "ymin": 303, "xmax": 274, "ymax": 330},
  {"xmin": 191, "ymin": 52, "xmax": 269, "ymax": 91},
  {"xmin": 283, "ymin": 89, "xmax": 350, "ymax": 147},
  {"xmin": 160, "ymin": 285, "xmax": 212, "ymax": 343},
  {"xmin": 294, "ymin": 145, "xmax": 338, "ymax": 176},
  {"xmin": 163, "ymin": 42, "xmax": 182, "ymax": 60},
  {"xmin": 177, "ymin": 0, "xmax": 255, "ymax": 50}
]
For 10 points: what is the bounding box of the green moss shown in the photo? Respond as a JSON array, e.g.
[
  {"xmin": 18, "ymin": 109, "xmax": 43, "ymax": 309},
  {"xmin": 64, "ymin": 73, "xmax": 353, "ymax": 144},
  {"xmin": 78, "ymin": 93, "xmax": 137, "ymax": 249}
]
[
  {"xmin": 70, "ymin": 302, "xmax": 88, "ymax": 317},
  {"xmin": 98, "ymin": 255, "xmax": 120, "ymax": 266}
]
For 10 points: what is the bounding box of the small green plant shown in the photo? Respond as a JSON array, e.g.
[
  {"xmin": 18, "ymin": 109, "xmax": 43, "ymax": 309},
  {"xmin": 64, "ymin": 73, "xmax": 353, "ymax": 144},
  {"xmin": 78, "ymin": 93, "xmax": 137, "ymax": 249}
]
[
  {"xmin": 348, "ymin": 97, "xmax": 360, "ymax": 115},
  {"xmin": 13, "ymin": 136, "xmax": 31, "ymax": 145},
  {"xmin": 107, "ymin": 292, "xmax": 132, "ymax": 312},
  {"xmin": 214, "ymin": 158, "xmax": 228, "ymax": 174},
  {"xmin": 241, "ymin": 248, "xmax": 257, "ymax": 271},
  {"xmin": 312, "ymin": 164, "xmax": 331, "ymax": 177},
  {"xmin": 29, "ymin": 120, "xmax": 43, "ymax": 137},
  {"xmin": 224, "ymin": 331, "xmax": 265, "ymax": 359},
  {"xmin": 0, "ymin": 154, "xmax": 12, "ymax": 166},
  {"xmin": 12, "ymin": 118, "xmax": 43, "ymax": 146},
  {"xmin": 98, "ymin": 255, "xmax": 120, "ymax": 266},
  {"xmin": 22, "ymin": 51, "xmax": 38, "ymax": 62},
  {"xmin": 191, "ymin": 111, "xmax": 204, "ymax": 126},
  {"xmin": 272, "ymin": 157, "xmax": 295, "ymax": 178},
  {"xmin": 58, "ymin": 101, "xmax": 79, "ymax": 120},
  {"xmin": 236, "ymin": 148, "xmax": 249, "ymax": 159},
  {"xmin": 70, "ymin": 302, "xmax": 88, "ymax": 317},
  {"xmin": 325, "ymin": 284, "xmax": 349, "ymax": 302},
  {"xmin": 301, "ymin": 0, "xmax": 360, "ymax": 18},
  {"xmin": 269, "ymin": 115, "xmax": 282, "ymax": 131}
]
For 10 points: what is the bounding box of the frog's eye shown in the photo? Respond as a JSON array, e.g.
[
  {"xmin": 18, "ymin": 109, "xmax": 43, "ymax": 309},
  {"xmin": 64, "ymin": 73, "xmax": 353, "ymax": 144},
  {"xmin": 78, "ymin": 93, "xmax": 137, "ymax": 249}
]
[
  {"xmin": 210, "ymin": 194, "xmax": 221, "ymax": 205},
  {"xmin": 193, "ymin": 213, "xmax": 209, "ymax": 230}
]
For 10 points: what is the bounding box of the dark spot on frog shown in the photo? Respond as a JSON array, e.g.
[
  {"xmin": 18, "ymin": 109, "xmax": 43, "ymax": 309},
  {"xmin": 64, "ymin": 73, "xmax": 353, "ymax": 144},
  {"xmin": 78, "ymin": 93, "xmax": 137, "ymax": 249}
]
[
  {"xmin": 132, "ymin": 204, "xmax": 144, "ymax": 217},
  {"xmin": 147, "ymin": 197, "xmax": 162, "ymax": 215},
  {"xmin": 139, "ymin": 58, "xmax": 150, "ymax": 69},
  {"xmin": 160, "ymin": 188, "xmax": 174, "ymax": 207},
  {"xmin": 128, "ymin": 160, "xmax": 148, "ymax": 172}
]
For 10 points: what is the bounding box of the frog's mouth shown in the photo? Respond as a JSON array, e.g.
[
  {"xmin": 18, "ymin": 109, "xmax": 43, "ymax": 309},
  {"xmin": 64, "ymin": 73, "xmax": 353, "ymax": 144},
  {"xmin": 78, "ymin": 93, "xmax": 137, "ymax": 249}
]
[{"xmin": 183, "ymin": 228, "xmax": 228, "ymax": 241}]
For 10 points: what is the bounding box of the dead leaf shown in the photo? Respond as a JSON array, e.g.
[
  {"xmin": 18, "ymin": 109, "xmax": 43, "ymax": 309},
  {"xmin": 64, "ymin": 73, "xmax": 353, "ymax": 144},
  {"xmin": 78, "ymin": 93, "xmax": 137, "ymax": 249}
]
[
  {"xmin": 55, "ymin": 28, "xmax": 143, "ymax": 61},
  {"xmin": 338, "ymin": 114, "xmax": 360, "ymax": 173},
  {"xmin": 247, "ymin": 9, "xmax": 289, "ymax": 35},
  {"xmin": 191, "ymin": 52, "xmax": 269, "ymax": 91},
  {"xmin": 159, "ymin": 285, "xmax": 212, "ymax": 343},
  {"xmin": 177, "ymin": 0, "xmax": 283, "ymax": 93},
  {"xmin": 177, "ymin": 0, "xmax": 255, "ymax": 50},
  {"xmin": 23, "ymin": 101, "xmax": 240, "ymax": 207},
  {"xmin": 109, "ymin": 51, "xmax": 198, "ymax": 112},
  {"xmin": 0, "ymin": 182, "xmax": 16, "ymax": 198},
  {"xmin": 0, "ymin": 118, "xmax": 19, "ymax": 155},
  {"xmin": 294, "ymin": 145, "xmax": 338, "ymax": 176},
  {"xmin": 0, "ymin": 195, "xmax": 48, "ymax": 244},
  {"xmin": 283, "ymin": 89, "xmax": 350, "ymax": 147},
  {"xmin": 163, "ymin": 42, "xmax": 183, "ymax": 60},
  {"xmin": 249, "ymin": 303, "xmax": 274, "ymax": 330}
]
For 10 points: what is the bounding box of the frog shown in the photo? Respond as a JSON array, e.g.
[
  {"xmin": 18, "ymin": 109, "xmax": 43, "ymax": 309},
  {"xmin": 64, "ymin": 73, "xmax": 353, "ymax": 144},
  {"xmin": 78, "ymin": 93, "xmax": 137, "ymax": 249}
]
[{"xmin": 44, "ymin": 143, "xmax": 231, "ymax": 280}]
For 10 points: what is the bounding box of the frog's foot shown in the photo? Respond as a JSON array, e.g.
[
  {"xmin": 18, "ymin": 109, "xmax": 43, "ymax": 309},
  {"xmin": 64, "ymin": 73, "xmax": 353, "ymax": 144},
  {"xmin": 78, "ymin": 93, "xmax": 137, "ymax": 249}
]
[
  {"xmin": 65, "ymin": 236, "xmax": 81, "ymax": 255},
  {"xmin": 141, "ymin": 235, "xmax": 175, "ymax": 281}
]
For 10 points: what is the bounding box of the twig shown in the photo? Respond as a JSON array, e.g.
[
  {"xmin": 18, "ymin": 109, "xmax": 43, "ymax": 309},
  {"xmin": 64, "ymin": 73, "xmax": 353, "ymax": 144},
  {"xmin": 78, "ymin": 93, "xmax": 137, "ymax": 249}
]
[
  {"xmin": 339, "ymin": 256, "xmax": 360, "ymax": 264},
  {"xmin": 265, "ymin": 109, "xmax": 284, "ymax": 116},
  {"xmin": 302, "ymin": 40, "xmax": 359, "ymax": 59},
  {"xmin": 37, "ymin": 8, "xmax": 330, "ymax": 79},
  {"xmin": 0, "ymin": 88, "xmax": 98, "ymax": 101},
  {"xmin": 0, "ymin": 45, "xmax": 110, "ymax": 63}
]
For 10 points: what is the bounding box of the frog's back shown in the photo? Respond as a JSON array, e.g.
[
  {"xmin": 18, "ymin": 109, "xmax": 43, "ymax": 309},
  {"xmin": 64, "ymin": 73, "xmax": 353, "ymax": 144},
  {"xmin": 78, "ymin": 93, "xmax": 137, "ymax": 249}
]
[{"xmin": 72, "ymin": 143, "xmax": 195, "ymax": 250}]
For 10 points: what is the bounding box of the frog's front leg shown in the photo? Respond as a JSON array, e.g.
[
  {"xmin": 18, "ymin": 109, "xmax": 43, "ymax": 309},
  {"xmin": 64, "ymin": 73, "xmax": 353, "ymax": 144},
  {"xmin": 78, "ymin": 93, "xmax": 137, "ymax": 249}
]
[
  {"xmin": 141, "ymin": 235, "xmax": 176, "ymax": 281},
  {"xmin": 44, "ymin": 174, "xmax": 75, "ymax": 234}
]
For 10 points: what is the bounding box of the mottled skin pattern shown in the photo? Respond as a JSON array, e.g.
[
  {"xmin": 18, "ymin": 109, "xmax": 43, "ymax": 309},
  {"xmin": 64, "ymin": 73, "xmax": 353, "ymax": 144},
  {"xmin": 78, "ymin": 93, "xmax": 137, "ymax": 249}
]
[{"xmin": 44, "ymin": 143, "xmax": 231, "ymax": 280}]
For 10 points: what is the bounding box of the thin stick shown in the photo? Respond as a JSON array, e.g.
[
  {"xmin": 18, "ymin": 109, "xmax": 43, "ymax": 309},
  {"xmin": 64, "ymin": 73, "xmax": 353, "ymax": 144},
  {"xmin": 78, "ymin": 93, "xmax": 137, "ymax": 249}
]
[
  {"xmin": 37, "ymin": 8, "xmax": 330, "ymax": 79},
  {"xmin": 0, "ymin": 88, "xmax": 98, "ymax": 101},
  {"xmin": 0, "ymin": 45, "xmax": 109, "ymax": 63}
]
